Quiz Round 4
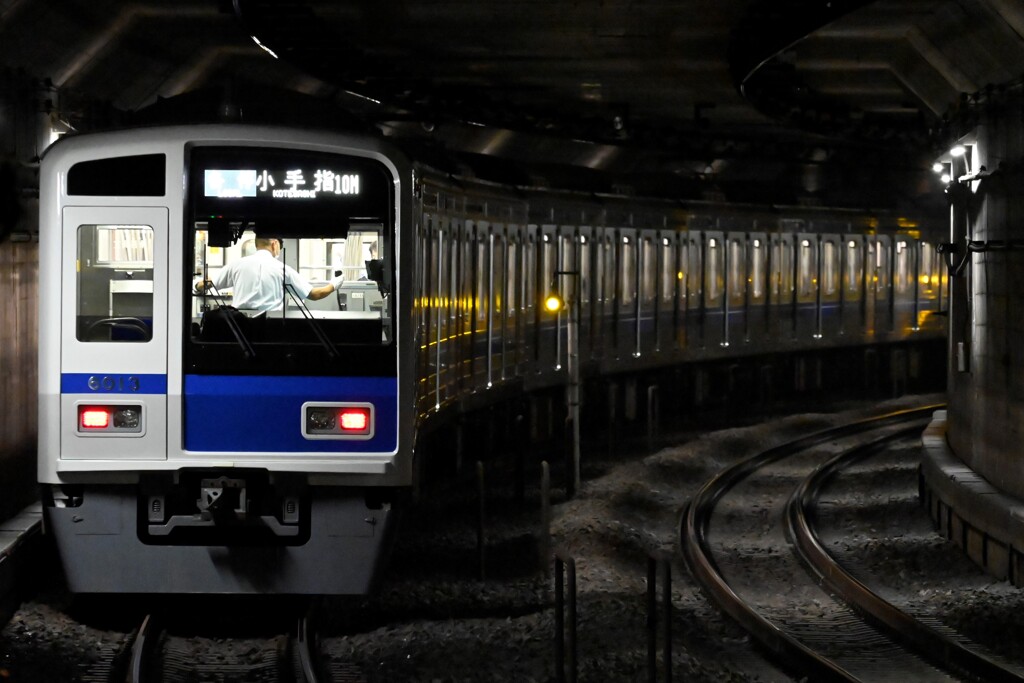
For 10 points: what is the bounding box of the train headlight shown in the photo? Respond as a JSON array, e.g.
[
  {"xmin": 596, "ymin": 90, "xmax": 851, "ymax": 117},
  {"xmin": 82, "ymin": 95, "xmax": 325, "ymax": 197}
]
[{"xmin": 303, "ymin": 402, "xmax": 374, "ymax": 440}]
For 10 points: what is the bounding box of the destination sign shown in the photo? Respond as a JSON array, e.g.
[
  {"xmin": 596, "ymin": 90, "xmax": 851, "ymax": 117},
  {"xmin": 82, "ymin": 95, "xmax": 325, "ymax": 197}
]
[{"xmin": 204, "ymin": 168, "xmax": 361, "ymax": 200}]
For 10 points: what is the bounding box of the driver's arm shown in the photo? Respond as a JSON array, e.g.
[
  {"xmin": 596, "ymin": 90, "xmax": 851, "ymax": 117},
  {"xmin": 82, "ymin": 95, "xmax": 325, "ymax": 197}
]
[{"xmin": 307, "ymin": 274, "xmax": 345, "ymax": 301}]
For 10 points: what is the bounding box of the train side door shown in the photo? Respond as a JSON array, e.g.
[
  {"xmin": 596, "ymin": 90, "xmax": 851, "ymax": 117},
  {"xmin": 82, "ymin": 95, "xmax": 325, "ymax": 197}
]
[{"xmin": 59, "ymin": 206, "xmax": 168, "ymax": 461}]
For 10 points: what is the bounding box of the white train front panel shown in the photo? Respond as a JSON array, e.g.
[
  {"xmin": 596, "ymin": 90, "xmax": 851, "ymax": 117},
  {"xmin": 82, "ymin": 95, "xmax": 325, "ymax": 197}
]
[{"xmin": 38, "ymin": 126, "xmax": 412, "ymax": 594}]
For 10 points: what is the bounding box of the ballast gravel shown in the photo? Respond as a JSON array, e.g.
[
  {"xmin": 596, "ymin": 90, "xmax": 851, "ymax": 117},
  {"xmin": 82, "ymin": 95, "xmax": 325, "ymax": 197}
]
[{"xmin": 3, "ymin": 394, "xmax": 1021, "ymax": 682}]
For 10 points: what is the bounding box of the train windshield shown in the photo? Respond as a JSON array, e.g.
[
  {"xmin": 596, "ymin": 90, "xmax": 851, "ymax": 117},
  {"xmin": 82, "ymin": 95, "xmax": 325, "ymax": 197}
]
[{"xmin": 185, "ymin": 146, "xmax": 396, "ymax": 376}]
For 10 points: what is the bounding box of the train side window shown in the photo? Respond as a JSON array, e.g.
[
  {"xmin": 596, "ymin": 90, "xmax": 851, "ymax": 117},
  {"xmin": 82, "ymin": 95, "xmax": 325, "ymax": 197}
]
[
  {"xmin": 844, "ymin": 239, "xmax": 862, "ymax": 300},
  {"xmin": 895, "ymin": 240, "xmax": 909, "ymax": 293},
  {"xmin": 771, "ymin": 237, "xmax": 793, "ymax": 299},
  {"xmin": 76, "ymin": 224, "xmax": 154, "ymax": 342},
  {"xmin": 875, "ymin": 239, "xmax": 891, "ymax": 293},
  {"xmin": 601, "ymin": 235, "xmax": 615, "ymax": 306},
  {"xmin": 920, "ymin": 242, "xmax": 936, "ymax": 295},
  {"xmin": 704, "ymin": 236, "xmax": 722, "ymax": 306},
  {"xmin": 797, "ymin": 238, "xmax": 816, "ymax": 300},
  {"xmin": 507, "ymin": 231, "xmax": 519, "ymax": 313},
  {"xmin": 750, "ymin": 238, "xmax": 765, "ymax": 301},
  {"xmin": 728, "ymin": 238, "xmax": 744, "ymax": 304},
  {"xmin": 620, "ymin": 235, "xmax": 636, "ymax": 305},
  {"xmin": 524, "ymin": 229, "xmax": 537, "ymax": 315},
  {"xmin": 642, "ymin": 236, "xmax": 656, "ymax": 303},
  {"xmin": 579, "ymin": 233, "xmax": 591, "ymax": 306},
  {"xmin": 476, "ymin": 232, "xmax": 488, "ymax": 323},
  {"xmin": 822, "ymin": 241, "xmax": 838, "ymax": 297},
  {"xmin": 660, "ymin": 237, "xmax": 674, "ymax": 304}
]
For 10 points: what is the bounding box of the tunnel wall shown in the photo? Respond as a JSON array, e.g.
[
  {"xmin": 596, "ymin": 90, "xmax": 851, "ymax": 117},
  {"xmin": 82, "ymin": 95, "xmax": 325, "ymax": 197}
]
[
  {"xmin": 945, "ymin": 86, "xmax": 1024, "ymax": 498},
  {"xmin": 0, "ymin": 237, "xmax": 37, "ymax": 520}
]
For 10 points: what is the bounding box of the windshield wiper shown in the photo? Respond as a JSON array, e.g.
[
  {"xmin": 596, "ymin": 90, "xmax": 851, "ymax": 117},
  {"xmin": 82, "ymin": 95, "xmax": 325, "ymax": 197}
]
[
  {"xmin": 283, "ymin": 284, "xmax": 339, "ymax": 360},
  {"xmin": 198, "ymin": 282, "xmax": 256, "ymax": 360}
]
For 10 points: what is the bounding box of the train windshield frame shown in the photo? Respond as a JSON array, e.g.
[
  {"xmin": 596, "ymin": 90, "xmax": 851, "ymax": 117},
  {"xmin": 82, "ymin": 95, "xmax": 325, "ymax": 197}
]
[{"xmin": 184, "ymin": 145, "xmax": 397, "ymax": 376}]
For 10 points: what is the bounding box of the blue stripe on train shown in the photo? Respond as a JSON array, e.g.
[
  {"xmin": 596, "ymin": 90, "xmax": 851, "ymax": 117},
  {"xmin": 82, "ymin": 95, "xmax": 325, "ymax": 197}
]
[
  {"xmin": 184, "ymin": 375, "xmax": 398, "ymax": 453},
  {"xmin": 61, "ymin": 373, "xmax": 168, "ymax": 394}
]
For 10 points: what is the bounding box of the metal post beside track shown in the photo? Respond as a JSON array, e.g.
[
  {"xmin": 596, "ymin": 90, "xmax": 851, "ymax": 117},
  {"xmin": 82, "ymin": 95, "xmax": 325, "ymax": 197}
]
[
  {"xmin": 540, "ymin": 461, "xmax": 552, "ymax": 575},
  {"xmin": 647, "ymin": 385, "xmax": 660, "ymax": 452},
  {"xmin": 477, "ymin": 460, "xmax": 486, "ymax": 580},
  {"xmin": 646, "ymin": 553, "xmax": 672, "ymax": 683},
  {"xmin": 554, "ymin": 549, "xmax": 578, "ymax": 683}
]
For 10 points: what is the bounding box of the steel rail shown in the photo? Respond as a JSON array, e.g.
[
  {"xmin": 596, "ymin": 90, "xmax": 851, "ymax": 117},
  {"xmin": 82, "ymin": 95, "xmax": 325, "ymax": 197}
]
[
  {"xmin": 680, "ymin": 403, "xmax": 943, "ymax": 682},
  {"xmin": 788, "ymin": 420, "xmax": 1024, "ymax": 683}
]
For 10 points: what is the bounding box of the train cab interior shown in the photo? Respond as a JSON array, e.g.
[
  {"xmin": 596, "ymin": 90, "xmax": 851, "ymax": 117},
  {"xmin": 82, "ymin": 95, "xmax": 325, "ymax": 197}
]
[{"xmin": 187, "ymin": 219, "xmax": 394, "ymax": 374}]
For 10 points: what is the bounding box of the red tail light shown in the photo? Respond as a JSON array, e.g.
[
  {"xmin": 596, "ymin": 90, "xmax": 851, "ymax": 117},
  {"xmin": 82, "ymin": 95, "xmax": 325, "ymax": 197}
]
[
  {"xmin": 339, "ymin": 408, "xmax": 370, "ymax": 432},
  {"xmin": 80, "ymin": 408, "xmax": 110, "ymax": 429}
]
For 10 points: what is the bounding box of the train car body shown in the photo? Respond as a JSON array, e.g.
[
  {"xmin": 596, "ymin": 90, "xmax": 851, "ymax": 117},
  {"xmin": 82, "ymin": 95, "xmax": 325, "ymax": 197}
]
[
  {"xmin": 38, "ymin": 124, "xmax": 945, "ymax": 594},
  {"xmin": 39, "ymin": 126, "xmax": 413, "ymax": 593}
]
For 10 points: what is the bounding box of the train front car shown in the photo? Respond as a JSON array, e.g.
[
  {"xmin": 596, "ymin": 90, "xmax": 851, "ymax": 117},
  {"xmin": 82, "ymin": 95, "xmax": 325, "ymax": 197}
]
[{"xmin": 38, "ymin": 126, "xmax": 413, "ymax": 594}]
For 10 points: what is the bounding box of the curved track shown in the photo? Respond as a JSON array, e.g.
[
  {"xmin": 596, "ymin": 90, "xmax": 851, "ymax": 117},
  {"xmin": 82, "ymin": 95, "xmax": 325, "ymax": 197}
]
[
  {"xmin": 788, "ymin": 425, "xmax": 1024, "ymax": 683},
  {"xmin": 679, "ymin": 404, "xmax": 1024, "ymax": 682}
]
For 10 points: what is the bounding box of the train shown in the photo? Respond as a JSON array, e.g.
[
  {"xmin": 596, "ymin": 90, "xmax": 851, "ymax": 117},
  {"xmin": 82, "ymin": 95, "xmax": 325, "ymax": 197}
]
[{"xmin": 37, "ymin": 124, "xmax": 946, "ymax": 594}]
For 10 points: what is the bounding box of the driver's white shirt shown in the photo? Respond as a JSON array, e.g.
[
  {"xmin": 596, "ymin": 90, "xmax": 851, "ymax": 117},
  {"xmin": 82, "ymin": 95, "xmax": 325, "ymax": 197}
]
[{"xmin": 210, "ymin": 249, "xmax": 313, "ymax": 311}]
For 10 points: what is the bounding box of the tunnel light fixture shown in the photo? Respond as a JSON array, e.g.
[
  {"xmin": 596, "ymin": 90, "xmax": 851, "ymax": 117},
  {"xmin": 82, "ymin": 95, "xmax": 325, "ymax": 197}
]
[
  {"xmin": 932, "ymin": 162, "xmax": 944, "ymax": 173},
  {"xmin": 950, "ymin": 144, "xmax": 967, "ymax": 157}
]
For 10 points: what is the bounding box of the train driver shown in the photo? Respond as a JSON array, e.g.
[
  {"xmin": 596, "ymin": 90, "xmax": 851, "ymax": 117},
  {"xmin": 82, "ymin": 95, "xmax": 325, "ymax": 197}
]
[{"xmin": 194, "ymin": 237, "xmax": 345, "ymax": 312}]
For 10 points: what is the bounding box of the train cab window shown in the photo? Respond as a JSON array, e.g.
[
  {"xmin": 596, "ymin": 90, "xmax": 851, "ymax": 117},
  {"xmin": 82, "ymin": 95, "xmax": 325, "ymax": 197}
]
[
  {"xmin": 298, "ymin": 227, "xmax": 386, "ymax": 314},
  {"xmin": 186, "ymin": 145, "xmax": 396, "ymax": 375},
  {"xmin": 76, "ymin": 224, "xmax": 154, "ymax": 342}
]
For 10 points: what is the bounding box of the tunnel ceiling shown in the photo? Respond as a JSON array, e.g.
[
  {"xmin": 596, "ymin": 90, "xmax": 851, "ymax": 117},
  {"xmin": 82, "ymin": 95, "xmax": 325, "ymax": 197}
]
[{"xmin": 1, "ymin": 0, "xmax": 1022, "ymax": 208}]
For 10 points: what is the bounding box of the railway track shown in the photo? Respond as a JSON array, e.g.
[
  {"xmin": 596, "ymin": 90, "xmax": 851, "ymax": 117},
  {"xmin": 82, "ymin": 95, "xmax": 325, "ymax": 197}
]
[
  {"xmin": 681, "ymin": 403, "xmax": 1024, "ymax": 682},
  {"xmin": 79, "ymin": 606, "xmax": 366, "ymax": 683}
]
